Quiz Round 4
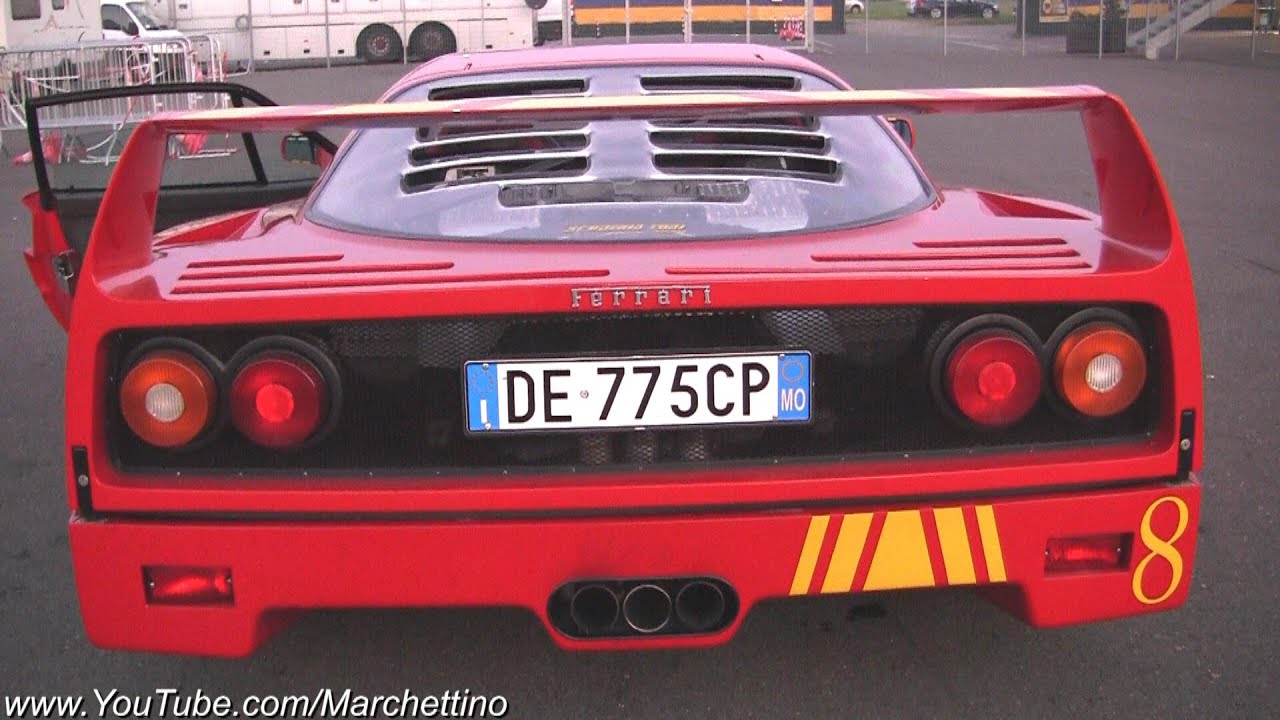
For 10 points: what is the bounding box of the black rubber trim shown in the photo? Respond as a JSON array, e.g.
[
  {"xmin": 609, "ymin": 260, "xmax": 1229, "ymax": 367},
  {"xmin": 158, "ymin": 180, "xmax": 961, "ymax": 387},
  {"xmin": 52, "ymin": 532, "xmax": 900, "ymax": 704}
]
[
  {"xmin": 72, "ymin": 446, "xmax": 94, "ymax": 517},
  {"xmin": 1177, "ymin": 409, "xmax": 1195, "ymax": 480},
  {"xmin": 230, "ymin": 92, "xmax": 267, "ymax": 186},
  {"xmin": 74, "ymin": 475, "xmax": 1179, "ymax": 524},
  {"xmin": 111, "ymin": 431, "xmax": 1155, "ymax": 478}
]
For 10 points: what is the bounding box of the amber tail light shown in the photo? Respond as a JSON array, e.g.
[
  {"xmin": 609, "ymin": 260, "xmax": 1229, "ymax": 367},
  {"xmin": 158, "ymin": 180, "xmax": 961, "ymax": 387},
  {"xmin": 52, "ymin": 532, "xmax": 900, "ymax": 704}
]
[
  {"xmin": 119, "ymin": 349, "xmax": 217, "ymax": 448},
  {"xmin": 1052, "ymin": 321, "xmax": 1147, "ymax": 418}
]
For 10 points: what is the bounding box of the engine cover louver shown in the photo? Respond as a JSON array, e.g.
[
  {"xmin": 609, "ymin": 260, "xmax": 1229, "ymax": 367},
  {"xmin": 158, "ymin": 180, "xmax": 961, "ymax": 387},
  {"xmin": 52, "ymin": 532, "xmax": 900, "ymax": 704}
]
[
  {"xmin": 396, "ymin": 70, "xmax": 846, "ymax": 193},
  {"xmin": 426, "ymin": 78, "xmax": 588, "ymax": 101},
  {"xmin": 639, "ymin": 74, "xmax": 800, "ymax": 92},
  {"xmin": 403, "ymin": 124, "xmax": 591, "ymax": 192},
  {"xmin": 649, "ymin": 116, "xmax": 838, "ymax": 182}
]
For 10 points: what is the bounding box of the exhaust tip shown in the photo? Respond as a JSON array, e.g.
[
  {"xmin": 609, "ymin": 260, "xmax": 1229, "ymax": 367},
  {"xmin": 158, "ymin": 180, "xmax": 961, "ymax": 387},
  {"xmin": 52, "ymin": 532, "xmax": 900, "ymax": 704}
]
[
  {"xmin": 622, "ymin": 584, "xmax": 672, "ymax": 634},
  {"xmin": 569, "ymin": 585, "xmax": 619, "ymax": 635},
  {"xmin": 550, "ymin": 577, "xmax": 738, "ymax": 638},
  {"xmin": 674, "ymin": 580, "xmax": 727, "ymax": 632}
]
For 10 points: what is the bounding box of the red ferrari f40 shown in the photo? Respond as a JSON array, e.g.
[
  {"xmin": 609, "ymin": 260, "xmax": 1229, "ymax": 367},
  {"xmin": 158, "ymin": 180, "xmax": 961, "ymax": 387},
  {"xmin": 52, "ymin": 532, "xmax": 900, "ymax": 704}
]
[{"xmin": 20, "ymin": 43, "xmax": 1202, "ymax": 656}]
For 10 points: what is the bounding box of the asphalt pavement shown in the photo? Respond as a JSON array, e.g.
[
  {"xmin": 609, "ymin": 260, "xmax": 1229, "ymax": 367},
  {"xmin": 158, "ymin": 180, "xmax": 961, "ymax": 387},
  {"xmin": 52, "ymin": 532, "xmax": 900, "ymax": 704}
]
[{"xmin": 1, "ymin": 25, "xmax": 1277, "ymax": 719}]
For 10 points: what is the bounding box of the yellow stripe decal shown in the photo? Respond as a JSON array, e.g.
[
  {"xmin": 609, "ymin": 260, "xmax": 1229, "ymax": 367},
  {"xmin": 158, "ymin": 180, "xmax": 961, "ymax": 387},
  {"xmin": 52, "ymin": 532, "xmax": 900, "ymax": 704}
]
[
  {"xmin": 790, "ymin": 515, "xmax": 830, "ymax": 596},
  {"xmin": 864, "ymin": 511, "xmax": 935, "ymax": 591},
  {"xmin": 934, "ymin": 507, "xmax": 977, "ymax": 585},
  {"xmin": 820, "ymin": 513, "xmax": 873, "ymax": 594},
  {"xmin": 975, "ymin": 505, "xmax": 1007, "ymax": 583}
]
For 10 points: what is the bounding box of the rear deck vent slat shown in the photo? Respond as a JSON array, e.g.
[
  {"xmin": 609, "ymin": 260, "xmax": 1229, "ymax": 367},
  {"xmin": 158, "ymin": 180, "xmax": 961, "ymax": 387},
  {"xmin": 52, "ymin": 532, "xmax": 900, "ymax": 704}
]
[
  {"xmin": 653, "ymin": 151, "xmax": 838, "ymax": 181},
  {"xmin": 650, "ymin": 128, "xmax": 828, "ymax": 154},
  {"xmin": 641, "ymin": 75, "xmax": 800, "ymax": 92},
  {"xmin": 651, "ymin": 115, "xmax": 818, "ymax": 130},
  {"xmin": 419, "ymin": 121, "xmax": 589, "ymax": 142},
  {"xmin": 409, "ymin": 131, "xmax": 590, "ymax": 165},
  {"xmin": 427, "ymin": 78, "xmax": 588, "ymax": 101},
  {"xmin": 405, "ymin": 124, "xmax": 591, "ymax": 192},
  {"xmin": 649, "ymin": 114, "xmax": 836, "ymax": 182},
  {"xmin": 403, "ymin": 155, "xmax": 590, "ymax": 192}
]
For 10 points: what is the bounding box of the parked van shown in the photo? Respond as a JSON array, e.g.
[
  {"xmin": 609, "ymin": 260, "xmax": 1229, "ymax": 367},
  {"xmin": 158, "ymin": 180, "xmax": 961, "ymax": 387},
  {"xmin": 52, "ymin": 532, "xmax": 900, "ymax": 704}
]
[{"xmin": 100, "ymin": 0, "xmax": 186, "ymax": 40}]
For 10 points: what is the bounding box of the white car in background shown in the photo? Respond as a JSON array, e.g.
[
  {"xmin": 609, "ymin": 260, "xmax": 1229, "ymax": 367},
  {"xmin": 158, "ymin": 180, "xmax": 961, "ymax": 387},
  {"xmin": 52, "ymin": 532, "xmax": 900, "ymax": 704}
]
[
  {"xmin": 100, "ymin": 0, "xmax": 191, "ymax": 82},
  {"xmin": 100, "ymin": 0, "xmax": 185, "ymax": 41},
  {"xmin": 845, "ymin": 0, "xmax": 866, "ymax": 13}
]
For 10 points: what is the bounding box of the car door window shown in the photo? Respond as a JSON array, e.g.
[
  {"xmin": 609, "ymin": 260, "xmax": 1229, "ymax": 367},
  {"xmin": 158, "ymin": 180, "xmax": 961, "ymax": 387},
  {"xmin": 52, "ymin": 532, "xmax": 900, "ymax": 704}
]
[
  {"xmin": 101, "ymin": 4, "xmax": 131, "ymax": 30},
  {"xmin": 27, "ymin": 85, "xmax": 335, "ymax": 255}
]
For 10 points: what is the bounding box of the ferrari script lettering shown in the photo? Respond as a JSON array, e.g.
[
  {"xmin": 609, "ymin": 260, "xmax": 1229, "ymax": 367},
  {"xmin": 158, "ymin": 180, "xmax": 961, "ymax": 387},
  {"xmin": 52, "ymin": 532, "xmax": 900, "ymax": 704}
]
[{"xmin": 570, "ymin": 285, "xmax": 711, "ymax": 309}]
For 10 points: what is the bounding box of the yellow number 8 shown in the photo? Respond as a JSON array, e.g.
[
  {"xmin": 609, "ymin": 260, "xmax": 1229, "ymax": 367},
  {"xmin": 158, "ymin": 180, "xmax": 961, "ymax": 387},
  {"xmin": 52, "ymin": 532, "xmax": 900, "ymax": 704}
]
[{"xmin": 1131, "ymin": 496, "xmax": 1188, "ymax": 605}]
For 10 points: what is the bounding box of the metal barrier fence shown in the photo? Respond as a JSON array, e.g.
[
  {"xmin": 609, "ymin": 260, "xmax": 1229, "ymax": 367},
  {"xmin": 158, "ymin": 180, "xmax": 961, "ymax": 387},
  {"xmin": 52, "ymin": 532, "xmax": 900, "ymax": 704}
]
[
  {"xmin": 1, "ymin": 36, "xmax": 227, "ymax": 158},
  {"xmin": 556, "ymin": 0, "xmax": 827, "ymax": 53},
  {"xmin": 547, "ymin": 0, "xmax": 1277, "ymax": 62}
]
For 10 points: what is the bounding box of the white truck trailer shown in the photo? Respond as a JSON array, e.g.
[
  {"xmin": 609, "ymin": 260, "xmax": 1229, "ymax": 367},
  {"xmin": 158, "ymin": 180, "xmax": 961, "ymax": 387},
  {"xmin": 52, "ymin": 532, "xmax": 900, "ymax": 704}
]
[
  {"xmin": 136, "ymin": 0, "xmax": 539, "ymax": 66},
  {"xmin": 2, "ymin": 0, "xmax": 102, "ymax": 49}
]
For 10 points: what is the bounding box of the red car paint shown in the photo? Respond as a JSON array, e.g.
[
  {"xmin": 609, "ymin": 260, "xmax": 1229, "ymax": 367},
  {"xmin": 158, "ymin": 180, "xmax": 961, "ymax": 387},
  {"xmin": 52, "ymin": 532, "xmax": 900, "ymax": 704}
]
[{"xmin": 22, "ymin": 46, "xmax": 1202, "ymax": 656}]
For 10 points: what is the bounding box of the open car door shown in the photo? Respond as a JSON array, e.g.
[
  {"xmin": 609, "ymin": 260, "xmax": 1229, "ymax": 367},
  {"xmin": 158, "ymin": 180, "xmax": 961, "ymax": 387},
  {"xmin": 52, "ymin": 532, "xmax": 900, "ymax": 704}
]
[{"xmin": 21, "ymin": 82, "xmax": 338, "ymax": 329}]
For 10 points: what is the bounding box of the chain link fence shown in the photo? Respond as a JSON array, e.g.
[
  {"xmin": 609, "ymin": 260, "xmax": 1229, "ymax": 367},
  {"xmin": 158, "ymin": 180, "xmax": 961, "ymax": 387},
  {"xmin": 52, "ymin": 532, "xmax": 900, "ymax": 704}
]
[{"xmin": 537, "ymin": 0, "xmax": 1276, "ymax": 62}]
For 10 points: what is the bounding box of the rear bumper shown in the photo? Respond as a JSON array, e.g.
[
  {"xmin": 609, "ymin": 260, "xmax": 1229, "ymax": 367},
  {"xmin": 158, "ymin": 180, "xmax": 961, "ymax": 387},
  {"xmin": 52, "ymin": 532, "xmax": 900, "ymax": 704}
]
[{"xmin": 70, "ymin": 476, "xmax": 1200, "ymax": 657}]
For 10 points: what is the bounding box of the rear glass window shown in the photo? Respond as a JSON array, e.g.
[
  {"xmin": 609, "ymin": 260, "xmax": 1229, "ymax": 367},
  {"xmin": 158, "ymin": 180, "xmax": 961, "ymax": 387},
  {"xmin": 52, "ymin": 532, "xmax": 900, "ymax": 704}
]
[{"xmin": 307, "ymin": 67, "xmax": 932, "ymax": 242}]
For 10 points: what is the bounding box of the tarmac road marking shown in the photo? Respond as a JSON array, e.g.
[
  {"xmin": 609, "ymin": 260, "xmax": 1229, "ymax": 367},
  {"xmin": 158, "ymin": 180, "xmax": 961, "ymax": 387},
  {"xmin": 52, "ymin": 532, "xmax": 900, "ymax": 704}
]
[{"xmin": 948, "ymin": 38, "xmax": 1003, "ymax": 51}]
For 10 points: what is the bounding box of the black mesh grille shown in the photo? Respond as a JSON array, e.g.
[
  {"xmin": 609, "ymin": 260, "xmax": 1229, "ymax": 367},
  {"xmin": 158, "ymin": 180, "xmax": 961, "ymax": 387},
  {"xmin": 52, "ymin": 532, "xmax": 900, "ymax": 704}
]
[{"xmin": 109, "ymin": 304, "xmax": 1162, "ymax": 476}]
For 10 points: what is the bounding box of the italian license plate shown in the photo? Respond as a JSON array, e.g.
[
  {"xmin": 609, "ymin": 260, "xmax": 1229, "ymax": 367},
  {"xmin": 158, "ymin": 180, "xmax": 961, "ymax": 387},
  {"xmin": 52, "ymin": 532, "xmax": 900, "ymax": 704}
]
[{"xmin": 464, "ymin": 352, "xmax": 811, "ymax": 433}]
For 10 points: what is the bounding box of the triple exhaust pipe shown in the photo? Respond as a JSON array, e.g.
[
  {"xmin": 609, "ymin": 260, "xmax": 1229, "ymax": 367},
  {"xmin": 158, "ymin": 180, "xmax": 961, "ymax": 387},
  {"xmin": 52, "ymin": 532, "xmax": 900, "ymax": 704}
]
[{"xmin": 551, "ymin": 578, "xmax": 737, "ymax": 638}]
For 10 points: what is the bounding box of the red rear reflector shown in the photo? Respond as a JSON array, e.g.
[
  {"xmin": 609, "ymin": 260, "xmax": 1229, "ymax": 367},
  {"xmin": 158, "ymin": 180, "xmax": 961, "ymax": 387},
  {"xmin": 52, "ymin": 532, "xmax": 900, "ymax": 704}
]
[
  {"xmin": 1045, "ymin": 534, "xmax": 1131, "ymax": 573},
  {"xmin": 143, "ymin": 565, "xmax": 234, "ymax": 605}
]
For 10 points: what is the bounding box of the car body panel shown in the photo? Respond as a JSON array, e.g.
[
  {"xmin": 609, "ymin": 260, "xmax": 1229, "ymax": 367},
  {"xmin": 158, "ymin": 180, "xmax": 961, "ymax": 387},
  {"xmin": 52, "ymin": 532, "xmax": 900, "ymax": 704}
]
[
  {"xmin": 21, "ymin": 45, "xmax": 1203, "ymax": 656},
  {"xmin": 70, "ymin": 477, "xmax": 1200, "ymax": 656}
]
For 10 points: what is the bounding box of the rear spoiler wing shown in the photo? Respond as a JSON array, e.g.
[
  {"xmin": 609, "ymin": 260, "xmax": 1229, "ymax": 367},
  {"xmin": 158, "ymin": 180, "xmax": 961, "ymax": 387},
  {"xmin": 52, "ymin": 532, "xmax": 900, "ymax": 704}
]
[{"xmin": 91, "ymin": 84, "xmax": 1177, "ymax": 277}]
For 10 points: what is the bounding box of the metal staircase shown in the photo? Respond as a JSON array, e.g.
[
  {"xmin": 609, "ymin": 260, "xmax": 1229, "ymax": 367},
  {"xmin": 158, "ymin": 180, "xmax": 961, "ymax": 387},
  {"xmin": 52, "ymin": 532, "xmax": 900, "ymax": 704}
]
[{"xmin": 1127, "ymin": 0, "xmax": 1240, "ymax": 58}]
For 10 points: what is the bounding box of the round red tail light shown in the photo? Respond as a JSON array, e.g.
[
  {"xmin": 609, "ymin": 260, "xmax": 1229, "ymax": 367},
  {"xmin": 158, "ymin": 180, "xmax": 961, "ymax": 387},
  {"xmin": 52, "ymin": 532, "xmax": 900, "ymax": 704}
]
[
  {"xmin": 230, "ymin": 351, "xmax": 328, "ymax": 448},
  {"xmin": 1052, "ymin": 321, "xmax": 1147, "ymax": 417},
  {"xmin": 944, "ymin": 330, "xmax": 1042, "ymax": 427},
  {"xmin": 119, "ymin": 349, "xmax": 216, "ymax": 448}
]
